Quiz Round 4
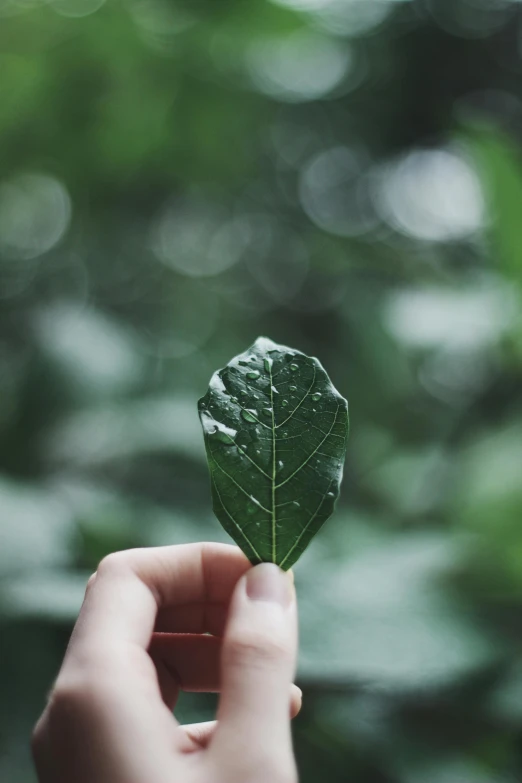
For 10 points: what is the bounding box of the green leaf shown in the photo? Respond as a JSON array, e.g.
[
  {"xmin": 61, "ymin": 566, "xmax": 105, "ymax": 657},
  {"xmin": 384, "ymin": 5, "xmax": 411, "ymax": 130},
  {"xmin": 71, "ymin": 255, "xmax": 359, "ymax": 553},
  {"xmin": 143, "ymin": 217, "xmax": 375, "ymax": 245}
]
[
  {"xmin": 465, "ymin": 124, "xmax": 522, "ymax": 281},
  {"xmin": 198, "ymin": 337, "xmax": 349, "ymax": 570}
]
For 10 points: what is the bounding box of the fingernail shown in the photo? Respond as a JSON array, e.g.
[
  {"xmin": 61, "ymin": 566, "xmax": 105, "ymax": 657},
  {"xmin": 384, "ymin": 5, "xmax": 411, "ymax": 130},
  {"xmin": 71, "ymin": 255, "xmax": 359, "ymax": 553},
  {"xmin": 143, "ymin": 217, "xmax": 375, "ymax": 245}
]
[{"xmin": 246, "ymin": 563, "xmax": 292, "ymax": 607}]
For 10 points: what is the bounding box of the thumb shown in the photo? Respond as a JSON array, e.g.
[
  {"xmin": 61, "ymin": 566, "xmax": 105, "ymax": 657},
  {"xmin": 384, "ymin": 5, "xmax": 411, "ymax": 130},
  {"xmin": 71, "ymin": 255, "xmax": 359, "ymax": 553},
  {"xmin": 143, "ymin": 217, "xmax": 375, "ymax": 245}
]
[{"xmin": 211, "ymin": 564, "xmax": 298, "ymax": 770}]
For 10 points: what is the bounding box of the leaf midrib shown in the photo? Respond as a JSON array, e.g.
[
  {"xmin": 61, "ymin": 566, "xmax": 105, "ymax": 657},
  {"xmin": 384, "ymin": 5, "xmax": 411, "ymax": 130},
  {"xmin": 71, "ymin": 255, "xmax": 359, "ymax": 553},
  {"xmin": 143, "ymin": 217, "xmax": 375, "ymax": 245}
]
[{"xmin": 269, "ymin": 361, "xmax": 277, "ymax": 562}]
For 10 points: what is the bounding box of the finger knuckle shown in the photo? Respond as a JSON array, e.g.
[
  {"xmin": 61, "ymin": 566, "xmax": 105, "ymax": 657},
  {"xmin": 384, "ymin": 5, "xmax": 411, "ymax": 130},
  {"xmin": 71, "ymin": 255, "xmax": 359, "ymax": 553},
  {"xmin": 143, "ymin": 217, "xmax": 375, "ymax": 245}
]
[
  {"xmin": 226, "ymin": 630, "xmax": 290, "ymax": 669},
  {"xmin": 30, "ymin": 718, "xmax": 45, "ymax": 760},
  {"xmin": 49, "ymin": 677, "xmax": 91, "ymax": 717},
  {"xmin": 39, "ymin": 684, "xmax": 82, "ymax": 742},
  {"xmin": 47, "ymin": 674, "xmax": 114, "ymax": 728}
]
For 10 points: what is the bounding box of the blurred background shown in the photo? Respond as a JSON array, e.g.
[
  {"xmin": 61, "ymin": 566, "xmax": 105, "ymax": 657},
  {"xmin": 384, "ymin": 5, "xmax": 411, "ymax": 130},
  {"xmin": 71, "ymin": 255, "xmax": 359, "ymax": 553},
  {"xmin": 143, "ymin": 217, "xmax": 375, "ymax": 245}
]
[{"xmin": 1, "ymin": 0, "xmax": 522, "ymax": 780}]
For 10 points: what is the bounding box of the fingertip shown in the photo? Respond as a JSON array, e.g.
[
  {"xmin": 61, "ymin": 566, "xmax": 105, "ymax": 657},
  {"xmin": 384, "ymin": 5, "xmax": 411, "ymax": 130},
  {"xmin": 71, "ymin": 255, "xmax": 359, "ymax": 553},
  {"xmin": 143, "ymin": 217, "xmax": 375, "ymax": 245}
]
[{"xmin": 245, "ymin": 563, "xmax": 293, "ymax": 607}]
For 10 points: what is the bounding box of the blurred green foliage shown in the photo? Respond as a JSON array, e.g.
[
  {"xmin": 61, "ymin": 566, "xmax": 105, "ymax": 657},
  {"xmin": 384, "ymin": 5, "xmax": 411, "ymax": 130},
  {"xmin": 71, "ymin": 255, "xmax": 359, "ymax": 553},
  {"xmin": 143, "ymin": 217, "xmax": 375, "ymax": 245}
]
[{"xmin": 1, "ymin": 0, "xmax": 522, "ymax": 781}]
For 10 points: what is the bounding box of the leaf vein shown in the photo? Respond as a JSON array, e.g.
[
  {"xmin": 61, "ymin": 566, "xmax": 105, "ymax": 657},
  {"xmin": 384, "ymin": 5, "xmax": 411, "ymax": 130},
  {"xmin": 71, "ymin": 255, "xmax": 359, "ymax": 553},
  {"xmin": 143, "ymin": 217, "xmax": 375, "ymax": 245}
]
[
  {"xmin": 279, "ymin": 480, "xmax": 334, "ymax": 569},
  {"xmin": 275, "ymin": 365, "xmax": 317, "ymax": 429},
  {"xmin": 275, "ymin": 403, "xmax": 341, "ymax": 490},
  {"xmin": 209, "ymin": 439, "xmax": 271, "ymax": 479},
  {"xmin": 212, "ymin": 477, "xmax": 263, "ymax": 562},
  {"xmin": 211, "ymin": 458, "xmax": 271, "ymax": 514}
]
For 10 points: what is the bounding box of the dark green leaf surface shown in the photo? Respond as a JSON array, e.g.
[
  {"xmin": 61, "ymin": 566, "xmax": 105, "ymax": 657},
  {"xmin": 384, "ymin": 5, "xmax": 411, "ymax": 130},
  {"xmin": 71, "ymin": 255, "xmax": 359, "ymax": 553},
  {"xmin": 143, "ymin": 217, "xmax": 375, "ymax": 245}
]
[{"xmin": 198, "ymin": 337, "xmax": 349, "ymax": 569}]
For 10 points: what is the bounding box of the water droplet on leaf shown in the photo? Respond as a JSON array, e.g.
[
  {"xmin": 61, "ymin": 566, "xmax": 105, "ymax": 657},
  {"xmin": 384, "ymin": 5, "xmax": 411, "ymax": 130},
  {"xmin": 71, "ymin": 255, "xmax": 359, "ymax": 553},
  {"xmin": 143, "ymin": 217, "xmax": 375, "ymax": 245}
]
[
  {"xmin": 210, "ymin": 429, "xmax": 235, "ymax": 445},
  {"xmin": 264, "ymin": 357, "xmax": 272, "ymax": 372},
  {"xmin": 289, "ymin": 385, "xmax": 297, "ymax": 392},
  {"xmin": 241, "ymin": 409, "xmax": 258, "ymax": 423},
  {"xmin": 247, "ymin": 370, "xmax": 260, "ymax": 380},
  {"xmin": 290, "ymin": 363, "xmax": 298, "ymax": 372},
  {"xmin": 312, "ymin": 393, "xmax": 322, "ymax": 402}
]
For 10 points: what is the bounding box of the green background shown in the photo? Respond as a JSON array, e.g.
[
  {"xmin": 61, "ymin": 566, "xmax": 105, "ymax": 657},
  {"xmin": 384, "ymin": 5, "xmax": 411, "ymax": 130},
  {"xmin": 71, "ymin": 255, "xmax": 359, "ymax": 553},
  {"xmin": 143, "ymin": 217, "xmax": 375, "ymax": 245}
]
[{"xmin": 1, "ymin": 1, "xmax": 522, "ymax": 780}]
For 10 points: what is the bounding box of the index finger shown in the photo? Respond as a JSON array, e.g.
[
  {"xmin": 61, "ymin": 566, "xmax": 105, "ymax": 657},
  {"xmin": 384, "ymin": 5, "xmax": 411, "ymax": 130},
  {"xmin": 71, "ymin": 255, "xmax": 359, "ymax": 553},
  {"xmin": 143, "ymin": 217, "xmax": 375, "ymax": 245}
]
[{"xmin": 68, "ymin": 543, "xmax": 250, "ymax": 654}]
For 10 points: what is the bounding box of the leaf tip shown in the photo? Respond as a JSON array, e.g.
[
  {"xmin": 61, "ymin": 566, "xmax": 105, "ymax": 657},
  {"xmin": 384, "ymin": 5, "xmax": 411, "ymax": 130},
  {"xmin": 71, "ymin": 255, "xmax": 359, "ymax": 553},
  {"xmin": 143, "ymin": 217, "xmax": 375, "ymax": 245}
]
[{"xmin": 252, "ymin": 335, "xmax": 279, "ymax": 354}]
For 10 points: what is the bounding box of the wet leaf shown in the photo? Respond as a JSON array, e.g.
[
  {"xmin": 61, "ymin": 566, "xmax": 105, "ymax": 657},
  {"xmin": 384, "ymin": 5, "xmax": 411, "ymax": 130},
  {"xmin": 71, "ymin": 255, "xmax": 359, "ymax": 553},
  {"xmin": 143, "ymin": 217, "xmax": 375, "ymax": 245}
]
[{"xmin": 198, "ymin": 337, "xmax": 349, "ymax": 569}]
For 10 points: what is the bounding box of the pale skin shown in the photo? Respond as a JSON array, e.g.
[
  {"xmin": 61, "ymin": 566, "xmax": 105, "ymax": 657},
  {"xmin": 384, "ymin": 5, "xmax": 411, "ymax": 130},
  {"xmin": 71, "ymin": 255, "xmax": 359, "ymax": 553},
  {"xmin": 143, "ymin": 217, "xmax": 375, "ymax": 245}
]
[{"xmin": 32, "ymin": 542, "xmax": 301, "ymax": 783}]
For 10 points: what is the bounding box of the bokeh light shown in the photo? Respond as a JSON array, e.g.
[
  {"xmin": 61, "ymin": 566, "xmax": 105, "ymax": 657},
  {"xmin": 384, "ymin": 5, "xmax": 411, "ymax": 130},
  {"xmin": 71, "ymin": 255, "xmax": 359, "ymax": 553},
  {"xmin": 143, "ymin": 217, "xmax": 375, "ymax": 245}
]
[
  {"xmin": 270, "ymin": 0, "xmax": 399, "ymax": 37},
  {"xmin": 300, "ymin": 146, "xmax": 377, "ymax": 236},
  {"xmin": 376, "ymin": 148, "xmax": 486, "ymax": 242},
  {"xmin": 383, "ymin": 282, "xmax": 517, "ymax": 348},
  {"xmin": 152, "ymin": 197, "xmax": 247, "ymax": 277},
  {"xmin": 247, "ymin": 30, "xmax": 352, "ymax": 102},
  {"xmin": 34, "ymin": 303, "xmax": 142, "ymax": 394},
  {"xmin": 0, "ymin": 173, "xmax": 71, "ymax": 260},
  {"xmin": 48, "ymin": 0, "xmax": 106, "ymax": 18}
]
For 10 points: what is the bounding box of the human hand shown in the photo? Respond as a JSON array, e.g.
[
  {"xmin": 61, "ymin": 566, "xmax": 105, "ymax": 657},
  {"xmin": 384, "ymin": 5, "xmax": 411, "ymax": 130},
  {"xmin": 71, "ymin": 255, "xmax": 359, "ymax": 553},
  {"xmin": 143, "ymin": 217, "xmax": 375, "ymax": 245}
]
[{"xmin": 32, "ymin": 543, "xmax": 300, "ymax": 783}]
